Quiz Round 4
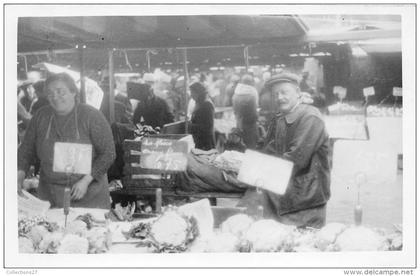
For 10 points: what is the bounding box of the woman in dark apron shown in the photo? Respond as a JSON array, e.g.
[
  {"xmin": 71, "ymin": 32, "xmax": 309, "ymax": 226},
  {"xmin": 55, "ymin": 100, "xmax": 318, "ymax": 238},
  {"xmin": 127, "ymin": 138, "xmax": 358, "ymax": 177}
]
[{"xmin": 18, "ymin": 73, "xmax": 116, "ymax": 209}]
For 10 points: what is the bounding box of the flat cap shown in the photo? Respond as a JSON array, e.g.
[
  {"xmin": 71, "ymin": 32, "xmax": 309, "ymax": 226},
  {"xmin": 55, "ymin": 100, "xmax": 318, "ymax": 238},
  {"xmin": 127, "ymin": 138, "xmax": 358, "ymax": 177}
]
[{"xmin": 264, "ymin": 72, "xmax": 300, "ymax": 90}]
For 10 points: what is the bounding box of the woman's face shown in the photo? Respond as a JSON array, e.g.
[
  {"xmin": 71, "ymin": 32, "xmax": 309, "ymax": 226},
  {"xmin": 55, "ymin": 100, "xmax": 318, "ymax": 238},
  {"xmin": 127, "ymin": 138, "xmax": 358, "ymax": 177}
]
[{"xmin": 46, "ymin": 80, "xmax": 76, "ymax": 115}]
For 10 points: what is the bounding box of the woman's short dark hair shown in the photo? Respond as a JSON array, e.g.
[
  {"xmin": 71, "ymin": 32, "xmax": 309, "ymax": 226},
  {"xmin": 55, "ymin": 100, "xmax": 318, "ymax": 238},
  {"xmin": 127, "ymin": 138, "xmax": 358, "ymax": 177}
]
[
  {"xmin": 189, "ymin": 82, "xmax": 207, "ymax": 102},
  {"xmin": 189, "ymin": 82, "xmax": 207, "ymax": 96},
  {"xmin": 45, "ymin": 73, "xmax": 79, "ymax": 95}
]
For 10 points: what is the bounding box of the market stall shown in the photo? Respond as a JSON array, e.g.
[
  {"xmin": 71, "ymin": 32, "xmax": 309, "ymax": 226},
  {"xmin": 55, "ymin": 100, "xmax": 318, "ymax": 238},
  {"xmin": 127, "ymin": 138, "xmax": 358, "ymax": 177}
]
[{"xmin": 16, "ymin": 14, "xmax": 404, "ymax": 255}]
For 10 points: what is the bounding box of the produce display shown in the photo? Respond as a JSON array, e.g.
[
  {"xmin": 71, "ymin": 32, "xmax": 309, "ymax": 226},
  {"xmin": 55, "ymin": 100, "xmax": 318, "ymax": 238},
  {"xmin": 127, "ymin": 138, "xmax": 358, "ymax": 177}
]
[
  {"xmin": 123, "ymin": 206, "xmax": 199, "ymax": 253},
  {"xmin": 366, "ymin": 105, "xmax": 402, "ymax": 117},
  {"xmin": 18, "ymin": 202, "xmax": 403, "ymax": 254},
  {"xmin": 119, "ymin": 211, "xmax": 402, "ymax": 253},
  {"xmin": 212, "ymin": 150, "xmax": 244, "ymax": 173},
  {"xmin": 133, "ymin": 125, "xmax": 161, "ymax": 141},
  {"xmin": 328, "ymin": 103, "xmax": 364, "ymax": 115},
  {"xmin": 18, "ymin": 213, "xmax": 112, "ymax": 254}
]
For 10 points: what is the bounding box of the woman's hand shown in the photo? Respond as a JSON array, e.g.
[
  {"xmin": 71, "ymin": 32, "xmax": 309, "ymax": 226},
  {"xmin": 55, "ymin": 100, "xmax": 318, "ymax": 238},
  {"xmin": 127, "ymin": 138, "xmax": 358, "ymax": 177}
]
[{"xmin": 71, "ymin": 175, "xmax": 93, "ymax": 201}]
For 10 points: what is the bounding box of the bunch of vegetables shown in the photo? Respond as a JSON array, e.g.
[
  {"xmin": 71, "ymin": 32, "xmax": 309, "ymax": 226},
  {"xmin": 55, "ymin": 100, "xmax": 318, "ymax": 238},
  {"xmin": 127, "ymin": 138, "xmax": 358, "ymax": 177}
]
[
  {"xmin": 18, "ymin": 213, "xmax": 112, "ymax": 254},
  {"xmin": 134, "ymin": 125, "xmax": 161, "ymax": 141},
  {"xmin": 124, "ymin": 206, "xmax": 199, "ymax": 253},
  {"xmin": 367, "ymin": 105, "xmax": 402, "ymax": 117},
  {"xmin": 187, "ymin": 214, "xmax": 403, "ymax": 253}
]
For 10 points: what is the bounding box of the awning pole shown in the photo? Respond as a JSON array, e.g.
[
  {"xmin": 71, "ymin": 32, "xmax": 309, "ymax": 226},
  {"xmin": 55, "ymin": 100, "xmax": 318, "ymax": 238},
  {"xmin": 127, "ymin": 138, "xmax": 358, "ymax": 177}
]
[
  {"xmin": 183, "ymin": 48, "xmax": 190, "ymax": 133},
  {"xmin": 79, "ymin": 45, "xmax": 86, "ymax": 104},
  {"xmin": 22, "ymin": 55, "xmax": 28, "ymax": 74},
  {"xmin": 108, "ymin": 49, "xmax": 115, "ymax": 123},
  {"xmin": 146, "ymin": 50, "xmax": 151, "ymax": 72},
  {"xmin": 244, "ymin": 46, "xmax": 250, "ymax": 72}
]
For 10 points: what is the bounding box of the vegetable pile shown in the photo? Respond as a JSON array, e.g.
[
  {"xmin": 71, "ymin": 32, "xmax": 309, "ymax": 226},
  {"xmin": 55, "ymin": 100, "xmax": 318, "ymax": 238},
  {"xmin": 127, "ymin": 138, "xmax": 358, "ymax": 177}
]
[
  {"xmin": 18, "ymin": 213, "xmax": 112, "ymax": 254},
  {"xmin": 124, "ymin": 206, "xmax": 199, "ymax": 253},
  {"xmin": 367, "ymin": 106, "xmax": 402, "ymax": 117},
  {"xmin": 187, "ymin": 214, "xmax": 403, "ymax": 253}
]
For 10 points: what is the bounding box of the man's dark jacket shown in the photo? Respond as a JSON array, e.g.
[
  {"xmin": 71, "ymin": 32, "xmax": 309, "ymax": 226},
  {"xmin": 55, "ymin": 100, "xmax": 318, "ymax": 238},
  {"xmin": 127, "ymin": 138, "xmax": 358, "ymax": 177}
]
[{"xmin": 263, "ymin": 103, "xmax": 331, "ymax": 215}]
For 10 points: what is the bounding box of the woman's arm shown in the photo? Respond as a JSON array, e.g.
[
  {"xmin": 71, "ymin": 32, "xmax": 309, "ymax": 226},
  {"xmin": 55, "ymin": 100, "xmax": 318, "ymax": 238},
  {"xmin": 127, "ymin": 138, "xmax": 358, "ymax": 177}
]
[{"xmin": 88, "ymin": 109, "xmax": 116, "ymax": 181}]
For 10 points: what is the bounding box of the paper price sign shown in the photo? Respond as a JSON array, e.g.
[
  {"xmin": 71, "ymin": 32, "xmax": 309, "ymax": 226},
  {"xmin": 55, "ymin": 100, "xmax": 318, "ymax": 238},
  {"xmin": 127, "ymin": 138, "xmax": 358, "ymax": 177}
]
[
  {"xmin": 363, "ymin": 86, "xmax": 375, "ymax": 97},
  {"xmin": 238, "ymin": 150, "xmax": 294, "ymax": 195},
  {"xmin": 53, "ymin": 142, "xmax": 92, "ymax": 175},
  {"xmin": 393, "ymin": 87, "xmax": 402, "ymax": 97},
  {"xmin": 333, "ymin": 86, "xmax": 347, "ymax": 100}
]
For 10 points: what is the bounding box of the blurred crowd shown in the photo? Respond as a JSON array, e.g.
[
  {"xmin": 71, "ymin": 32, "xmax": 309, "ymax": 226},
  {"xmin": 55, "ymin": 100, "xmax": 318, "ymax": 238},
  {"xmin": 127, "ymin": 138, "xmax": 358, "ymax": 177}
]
[{"xmin": 17, "ymin": 65, "xmax": 327, "ymax": 152}]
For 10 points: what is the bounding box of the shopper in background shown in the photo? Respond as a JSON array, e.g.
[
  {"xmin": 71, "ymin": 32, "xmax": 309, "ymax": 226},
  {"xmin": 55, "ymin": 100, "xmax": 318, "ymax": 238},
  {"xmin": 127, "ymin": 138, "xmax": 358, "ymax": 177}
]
[
  {"xmin": 18, "ymin": 73, "xmax": 116, "ymax": 209},
  {"xmin": 29, "ymin": 80, "xmax": 49, "ymax": 115},
  {"xmin": 100, "ymin": 77, "xmax": 131, "ymax": 124},
  {"xmin": 299, "ymin": 71, "xmax": 314, "ymax": 94},
  {"xmin": 188, "ymin": 82, "xmax": 215, "ymax": 150},
  {"xmin": 18, "ymin": 83, "xmax": 36, "ymax": 113},
  {"xmin": 224, "ymin": 74, "xmax": 240, "ymax": 107},
  {"xmin": 132, "ymin": 83, "xmax": 174, "ymax": 128},
  {"xmin": 232, "ymin": 74, "xmax": 259, "ymax": 149}
]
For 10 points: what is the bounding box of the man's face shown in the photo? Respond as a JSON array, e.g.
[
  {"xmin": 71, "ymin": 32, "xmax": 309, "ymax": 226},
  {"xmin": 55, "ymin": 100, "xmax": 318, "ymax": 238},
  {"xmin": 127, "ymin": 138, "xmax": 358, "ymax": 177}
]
[{"xmin": 272, "ymin": 82, "xmax": 300, "ymax": 113}]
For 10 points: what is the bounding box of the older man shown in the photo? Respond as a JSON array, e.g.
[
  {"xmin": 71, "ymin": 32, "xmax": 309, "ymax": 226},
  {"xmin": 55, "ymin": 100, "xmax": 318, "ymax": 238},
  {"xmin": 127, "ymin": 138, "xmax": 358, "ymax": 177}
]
[{"xmin": 240, "ymin": 72, "xmax": 331, "ymax": 228}]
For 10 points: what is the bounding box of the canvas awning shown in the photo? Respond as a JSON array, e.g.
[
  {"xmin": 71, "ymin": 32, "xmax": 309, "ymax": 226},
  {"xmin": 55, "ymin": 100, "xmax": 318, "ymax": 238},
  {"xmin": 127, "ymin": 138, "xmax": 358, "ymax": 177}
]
[{"xmin": 18, "ymin": 15, "xmax": 308, "ymax": 53}]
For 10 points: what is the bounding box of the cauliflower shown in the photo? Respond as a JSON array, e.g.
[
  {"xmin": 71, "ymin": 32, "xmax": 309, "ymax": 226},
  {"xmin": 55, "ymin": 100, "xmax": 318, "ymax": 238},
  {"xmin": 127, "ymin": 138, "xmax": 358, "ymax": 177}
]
[
  {"xmin": 19, "ymin": 237, "xmax": 35, "ymax": 253},
  {"xmin": 221, "ymin": 214, "xmax": 254, "ymax": 237},
  {"xmin": 27, "ymin": 225, "xmax": 49, "ymax": 246},
  {"xmin": 65, "ymin": 220, "xmax": 88, "ymax": 237},
  {"xmin": 205, "ymin": 232, "xmax": 240, "ymax": 252},
  {"xmin": 57, "ymin": 234, "xmax": 89, "ymax": 254},
  {"xmin": 38, "ymin": 232, "xmax": 64, "ymax": 254},
  {"xmin": 188, "ymin": 238, "xmax": 209, "ymax": 253},
  {"xmin": 315, "ymin": 223, "xmax": 347, "ymax": 251},
  {"xmin": 86, "ymin": 227, "xmax": 112, "ymax": 254},
  {"xmin": 335, "ymin": 226, "xmax": 386, "ymax": 251},
  {"xmin": 389, "ymin": 233, "xmax": 403, "ymax": 251},
  {"xmin": 292, "ymin": 230, "xmax": 318, "ymax": 252},
  {"xmin": 244, "ymin": 220, "xmax": 295, "ymax": 252},
  {"xmin": 150, "ymin": 211, "xmax": 190, "ymax": 247}
]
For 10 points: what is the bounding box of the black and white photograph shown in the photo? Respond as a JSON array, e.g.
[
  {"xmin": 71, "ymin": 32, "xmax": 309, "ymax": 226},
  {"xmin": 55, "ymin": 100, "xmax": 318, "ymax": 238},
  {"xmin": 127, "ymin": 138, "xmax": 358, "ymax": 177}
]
[{"xmin": 2, "ymin": 3, "xmax": 417, "ymax": 273}]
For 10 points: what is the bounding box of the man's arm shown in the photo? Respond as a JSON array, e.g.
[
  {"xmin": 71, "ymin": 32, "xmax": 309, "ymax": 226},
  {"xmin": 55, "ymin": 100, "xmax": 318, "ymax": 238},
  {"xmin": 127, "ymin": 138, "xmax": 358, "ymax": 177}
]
[{"xmin": 283, "ymin": 115, "xmax": 327, "ymax": 170}]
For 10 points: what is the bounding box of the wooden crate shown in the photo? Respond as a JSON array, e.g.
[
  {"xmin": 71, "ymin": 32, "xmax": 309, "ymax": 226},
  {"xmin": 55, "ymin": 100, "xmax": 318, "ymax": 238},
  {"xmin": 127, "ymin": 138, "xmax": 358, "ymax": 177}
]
[{"xmin": 121, "ymin": 136, "xmax": 244, "ymax": 205}]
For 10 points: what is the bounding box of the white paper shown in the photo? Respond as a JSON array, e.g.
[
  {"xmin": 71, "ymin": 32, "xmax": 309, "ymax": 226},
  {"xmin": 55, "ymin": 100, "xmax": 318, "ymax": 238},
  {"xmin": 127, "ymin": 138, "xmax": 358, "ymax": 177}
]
[
  {"xmin": 53, "ymin": 142, "xmax": 92, "ymax": 175},
  {"xmin": 237, "ymin": 150, "xmax": 294, "ymax": 195},
  {"xmin": 363, "ymin": 86, "xmax": 375, "ymax": 97},
  {"xmin": 393, "ymin": 87, "xmax": 402, "ymax": 97},
  {"xmin": 333, "ymin": 86, "xmax": 347, "ymax": 100}
]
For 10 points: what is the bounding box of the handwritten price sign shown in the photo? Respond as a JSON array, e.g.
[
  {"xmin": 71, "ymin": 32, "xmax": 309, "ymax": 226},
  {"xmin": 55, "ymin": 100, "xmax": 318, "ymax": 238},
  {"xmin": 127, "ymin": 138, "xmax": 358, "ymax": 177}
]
[
  {"xmin": 363, "ymin": 86, "xmax": 375, "ymax": 97},
  {"xmin": 140, "ymin": 137, "xmax": 188, "ymax": 172},
  {"xmin": 53, "ymin": 142, "xmax": 92, "ymax": 175},
  {"xmin": 393, "ymin": 87, "xmax": 402, "ymax": 97}
]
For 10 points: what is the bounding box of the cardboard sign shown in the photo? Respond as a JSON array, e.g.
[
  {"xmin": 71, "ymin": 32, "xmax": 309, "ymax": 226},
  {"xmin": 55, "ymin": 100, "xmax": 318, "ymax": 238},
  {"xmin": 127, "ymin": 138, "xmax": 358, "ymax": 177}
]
[
  {"xmin": 363, "ymin": 86, "xmax": 375, "ymax": 97},
  {"xmin": 237, "ymin": 150, "xmax": 294, "ymax": 195},
  {"xmin": 393, "ymin": 87, "xmax": 402, "ymax": 97},
  {"xmin": 140, "ymin": 137, "xmax": 188, "ymax": 172},
  {"xmin": 53, "ymin": 142, "xmax": 92, "ymax": 175}
]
